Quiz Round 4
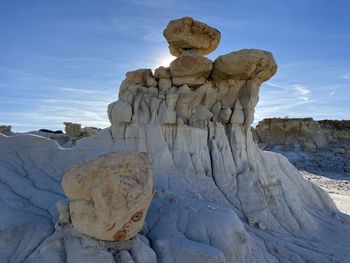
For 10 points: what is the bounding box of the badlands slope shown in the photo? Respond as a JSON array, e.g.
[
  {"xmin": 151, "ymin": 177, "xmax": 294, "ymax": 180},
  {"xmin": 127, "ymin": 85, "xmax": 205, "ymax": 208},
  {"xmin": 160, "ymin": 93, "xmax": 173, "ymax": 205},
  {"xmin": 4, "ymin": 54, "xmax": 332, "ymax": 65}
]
[{"xmin": 1, "ymin": 17, "xmax": 350, "ymax": 263}]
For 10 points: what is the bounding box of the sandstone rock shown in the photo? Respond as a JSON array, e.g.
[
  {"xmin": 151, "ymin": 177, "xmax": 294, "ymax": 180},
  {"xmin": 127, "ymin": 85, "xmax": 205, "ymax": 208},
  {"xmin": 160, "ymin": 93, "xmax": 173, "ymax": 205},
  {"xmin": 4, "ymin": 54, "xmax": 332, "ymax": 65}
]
[
  {"xmin": 81, "ymin": 127, "xmax": 101, "ymax": 137},
  {"xmin": 154, "ymin": 66, "xmax": 171, "ymax": 79},
  {"xmin": 0, "ymin": 125, "xmax": 14, "ymax": 136},
  {"xmin": 163, "ymin": 17, "xmax": 221, "ymax": 57},
  {"xmin": 125, "ymin": 69, "xmax": 157, "ymax": 87},
  {"xmin": 158, "ymin": 78, "xmax": 172, "ymax": 91},
  {"xmin": 170, "ymin": 52, "xmax": 213, "ymax": 87},
  {"xmin": 61, "ymin": 152, "xmax": 153, "ymax": 241},
  {"xmin": 284, "ymin": 119, "xmax": 301, "ymax": 142},
  {"xmin": 63, "ymin": 122, "xmax": 82, "ymax": 138},
  {"xmin": 211, "ymin": 49, "xmax": 277, "ymax": 81}
]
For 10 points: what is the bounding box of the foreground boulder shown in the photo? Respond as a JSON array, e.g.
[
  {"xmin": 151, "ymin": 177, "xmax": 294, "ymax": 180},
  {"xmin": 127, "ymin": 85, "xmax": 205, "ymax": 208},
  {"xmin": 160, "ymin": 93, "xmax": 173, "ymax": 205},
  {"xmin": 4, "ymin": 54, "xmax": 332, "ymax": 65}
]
[
  {"xmin": 61, "ymin": 152, "xmax": 153, "ymax": 241},
  {"xmin": 163, "ymin": 17, "xmax": 221, "ymax": 57}
]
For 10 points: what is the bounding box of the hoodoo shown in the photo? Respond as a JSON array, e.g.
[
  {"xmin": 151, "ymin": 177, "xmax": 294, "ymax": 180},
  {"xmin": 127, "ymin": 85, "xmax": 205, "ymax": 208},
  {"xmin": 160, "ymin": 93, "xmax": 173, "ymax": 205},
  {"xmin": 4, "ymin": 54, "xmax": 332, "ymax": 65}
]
[{"xmin": 1, "ymin": 17, "xmax": 350, "ymax": 263}]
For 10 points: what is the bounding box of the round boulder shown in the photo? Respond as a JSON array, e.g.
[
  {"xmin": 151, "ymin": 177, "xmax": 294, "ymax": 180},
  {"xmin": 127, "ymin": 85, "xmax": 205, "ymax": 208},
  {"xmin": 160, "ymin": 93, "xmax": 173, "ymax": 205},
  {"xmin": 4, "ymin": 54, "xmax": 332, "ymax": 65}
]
[
  {"xmin": 211, "ymin": 49, "xmax": 277, "ymax": 82},
  {"xmin": 61, "ymin": 152, "xmax": 153, "ymax": 241},
  {"xmin": 170, "ymin": 52, "xmax": 213, "ymax": 87},
  {"xmin": 163, "ymin": 17, "xmax": 221, "ymax": 57}
]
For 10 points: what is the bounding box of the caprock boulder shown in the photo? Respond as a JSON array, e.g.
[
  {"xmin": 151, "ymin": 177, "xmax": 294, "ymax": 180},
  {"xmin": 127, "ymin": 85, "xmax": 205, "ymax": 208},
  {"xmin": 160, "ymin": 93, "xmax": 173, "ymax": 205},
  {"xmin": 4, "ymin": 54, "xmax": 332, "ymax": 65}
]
[{"xmin": 1, "ymin": 17, "xmax": 350, "ymax": 263}]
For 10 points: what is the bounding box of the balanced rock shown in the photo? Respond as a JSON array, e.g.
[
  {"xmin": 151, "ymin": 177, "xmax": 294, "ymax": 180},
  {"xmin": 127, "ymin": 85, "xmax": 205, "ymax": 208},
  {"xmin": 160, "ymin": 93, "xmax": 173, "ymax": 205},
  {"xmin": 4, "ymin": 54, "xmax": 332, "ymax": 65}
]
[
  {"xmin": 163, "ymin": 17, "xmax": 221, "ymax": 57},
  {"xmin": 211, "ymin": 49, "xmax": 277, "ymax": 81},
  {"xmin": 170, "ymin": 52, "xmax": 213, "ymax": 87},
  {"xmin": 61, "ymin": 152, "xmax": 153, "ymax": 241}
]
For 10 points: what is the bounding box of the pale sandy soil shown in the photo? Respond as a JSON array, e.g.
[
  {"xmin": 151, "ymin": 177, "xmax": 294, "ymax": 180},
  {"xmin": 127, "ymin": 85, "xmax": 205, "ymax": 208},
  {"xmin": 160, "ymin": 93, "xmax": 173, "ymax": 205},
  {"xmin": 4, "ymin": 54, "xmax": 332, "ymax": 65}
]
[{"xmin": 301, "ymin": 171, "xmax": 350, "ymax": 215}]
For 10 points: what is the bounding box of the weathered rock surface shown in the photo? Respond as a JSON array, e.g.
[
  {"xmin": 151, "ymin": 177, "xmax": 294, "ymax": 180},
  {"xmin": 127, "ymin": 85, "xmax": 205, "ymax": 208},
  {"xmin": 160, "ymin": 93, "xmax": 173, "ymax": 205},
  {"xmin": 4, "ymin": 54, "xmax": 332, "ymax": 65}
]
[
  {"xmin": 211, "ymin": 49, "xmax": 277, "ymax": 81},
  {"xmin": 254, "ymin": 117, "xmax": 350, "ymax": 175},
  {"xmin": 61, "ymin": 152, "xmax": 153, "ymax": 241},
  {"xmin": 64, "ymin": 122, "xmax": 101, "ymax": 139},
  {"xmin": 1, "ymin": 16, "xmax": 350, "ymax": 263},
  {"xmin": 0, "ymin": 125, "xmax": 14, "ymax": 135},
  {"xmin": 170, "ymin": 52, "xmax": 213, "ymax": 87},
  {"xmin": 163, "ymin": 17, "xmax": 221, "ymax": 57}
]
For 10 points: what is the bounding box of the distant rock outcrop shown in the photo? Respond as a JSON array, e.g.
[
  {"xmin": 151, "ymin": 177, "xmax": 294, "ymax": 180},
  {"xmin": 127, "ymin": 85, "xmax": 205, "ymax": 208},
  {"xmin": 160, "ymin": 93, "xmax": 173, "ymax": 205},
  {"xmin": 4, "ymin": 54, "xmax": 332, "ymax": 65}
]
[
  {"xmin": 254, "ymin": 118, "xmax": 350, "ymax": 174},
  {"xmin": 0, "ymin": 125, "xmax": 14, "ymax": 136},
  {"xmin": 62, "ymin": 152, "xmax": 153, "ymax": 241},
  {"xmin": 63, "ymin": 122, "xmax": 101, "ymax": 139}
]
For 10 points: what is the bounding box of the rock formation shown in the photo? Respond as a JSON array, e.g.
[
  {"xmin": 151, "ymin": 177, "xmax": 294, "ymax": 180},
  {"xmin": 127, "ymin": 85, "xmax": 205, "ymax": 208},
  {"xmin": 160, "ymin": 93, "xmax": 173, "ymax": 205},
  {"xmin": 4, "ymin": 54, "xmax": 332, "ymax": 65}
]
[
  {"xmin": 163, "ymin": 17, "xmax": 221, "ymax": 57},
  {"xmin": 0, "ymin": 125, "xmax": 14, "ymax": 135},
  {"xmin": 1, "ymin": 17, "xmax": 350, "ymax": 263},
  {"xmin": 64, "ymin": 122, "xmax": 101, "ymax": 139},
  {"xmin": 254, "ymin": 117, "xmax": 350, "ymax": 175},
  {"xmin": 62, "ymin": 152, "xmax": 153, "ymax": 241}
]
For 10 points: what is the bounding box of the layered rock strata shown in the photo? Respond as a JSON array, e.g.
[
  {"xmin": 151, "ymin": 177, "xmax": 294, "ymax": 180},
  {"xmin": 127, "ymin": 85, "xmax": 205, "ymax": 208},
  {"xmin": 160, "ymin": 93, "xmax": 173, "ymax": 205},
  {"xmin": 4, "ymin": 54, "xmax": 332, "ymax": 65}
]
[{"xmin": 254, "ymin": 117, "xmax": 350, "ymax": 174}]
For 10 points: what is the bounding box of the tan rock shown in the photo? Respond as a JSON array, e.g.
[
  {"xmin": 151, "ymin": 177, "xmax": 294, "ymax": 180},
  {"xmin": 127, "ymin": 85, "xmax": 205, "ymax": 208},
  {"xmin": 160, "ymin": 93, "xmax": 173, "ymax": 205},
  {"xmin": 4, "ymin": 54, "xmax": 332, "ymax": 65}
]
[
  {"xmin": 211, "ymin": 49, "xmax": 277, "ymax": 82},
  {"xmin": 284, "ymin": 119, "xmax": 301, "ymax": 142},
  {"xmin": 63, "ymin": 122, "xmax": 82, "ymax": 138},
  {"xmin": 170, "ymin": 52, "xmax": 213, "ymax": 87},
  {"xmin": 270, "ymin": 120, "xmax": 286, "ymax": 145},
  {"xmin": 154, "ymin": 66, "xmax": 171, "ymax": 79},
  {"xmin": 158, "ymin": 78, "xmax": 172, "ymax": 91},
  {"xmin": 0, "ymin": 125, "xmax": 14, "ymax": 136},
  {"xmin": 163, "ymin": 17, "xmax": 221, "ymax": 57},
  {"xmin": 125, "ymin": 69, "xmax": 157, "ymax": 87},
  {"xmin": 61, "ymin": 152, "xmax": 153, "ymax": 241}
]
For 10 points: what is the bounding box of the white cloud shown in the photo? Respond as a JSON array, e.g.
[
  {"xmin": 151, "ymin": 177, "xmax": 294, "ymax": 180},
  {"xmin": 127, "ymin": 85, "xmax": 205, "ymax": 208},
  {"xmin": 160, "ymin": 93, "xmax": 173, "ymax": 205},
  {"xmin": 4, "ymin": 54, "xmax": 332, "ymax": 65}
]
[{"xmin": 265, "ymin": 82, "xmax": 281, "ymax": 88}]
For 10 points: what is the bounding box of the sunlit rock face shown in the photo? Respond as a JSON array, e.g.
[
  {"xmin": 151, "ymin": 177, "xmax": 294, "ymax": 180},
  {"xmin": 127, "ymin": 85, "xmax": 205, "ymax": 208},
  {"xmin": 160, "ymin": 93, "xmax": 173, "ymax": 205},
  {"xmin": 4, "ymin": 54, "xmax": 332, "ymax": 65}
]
[
  {"xmin": 163, "ymin": 16, "xmax": 221, "ymax": 57},
  {"xmin": 1, "ymin": 16, "xmax": 350, "ymax": 263},
  {"xmin": 61, "ymin": 152, "xmax": 152, "ymax": 241}
]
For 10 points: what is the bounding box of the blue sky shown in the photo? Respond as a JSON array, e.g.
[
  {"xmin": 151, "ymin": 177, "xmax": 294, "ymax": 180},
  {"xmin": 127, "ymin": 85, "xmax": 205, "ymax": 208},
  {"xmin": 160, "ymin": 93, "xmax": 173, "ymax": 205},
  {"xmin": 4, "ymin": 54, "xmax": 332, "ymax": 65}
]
[{"xmin": 1, "ymin": 0, "xmax": 349, "ymax": 132}]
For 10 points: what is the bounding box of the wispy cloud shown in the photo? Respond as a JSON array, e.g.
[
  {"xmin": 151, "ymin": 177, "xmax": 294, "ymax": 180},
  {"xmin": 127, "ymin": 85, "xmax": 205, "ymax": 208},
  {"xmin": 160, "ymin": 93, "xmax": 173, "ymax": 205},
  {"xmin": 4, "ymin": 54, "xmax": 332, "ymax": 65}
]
[{"xmin": 293, "ymin": 84, "xmax": 311, "ymax": 101}]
